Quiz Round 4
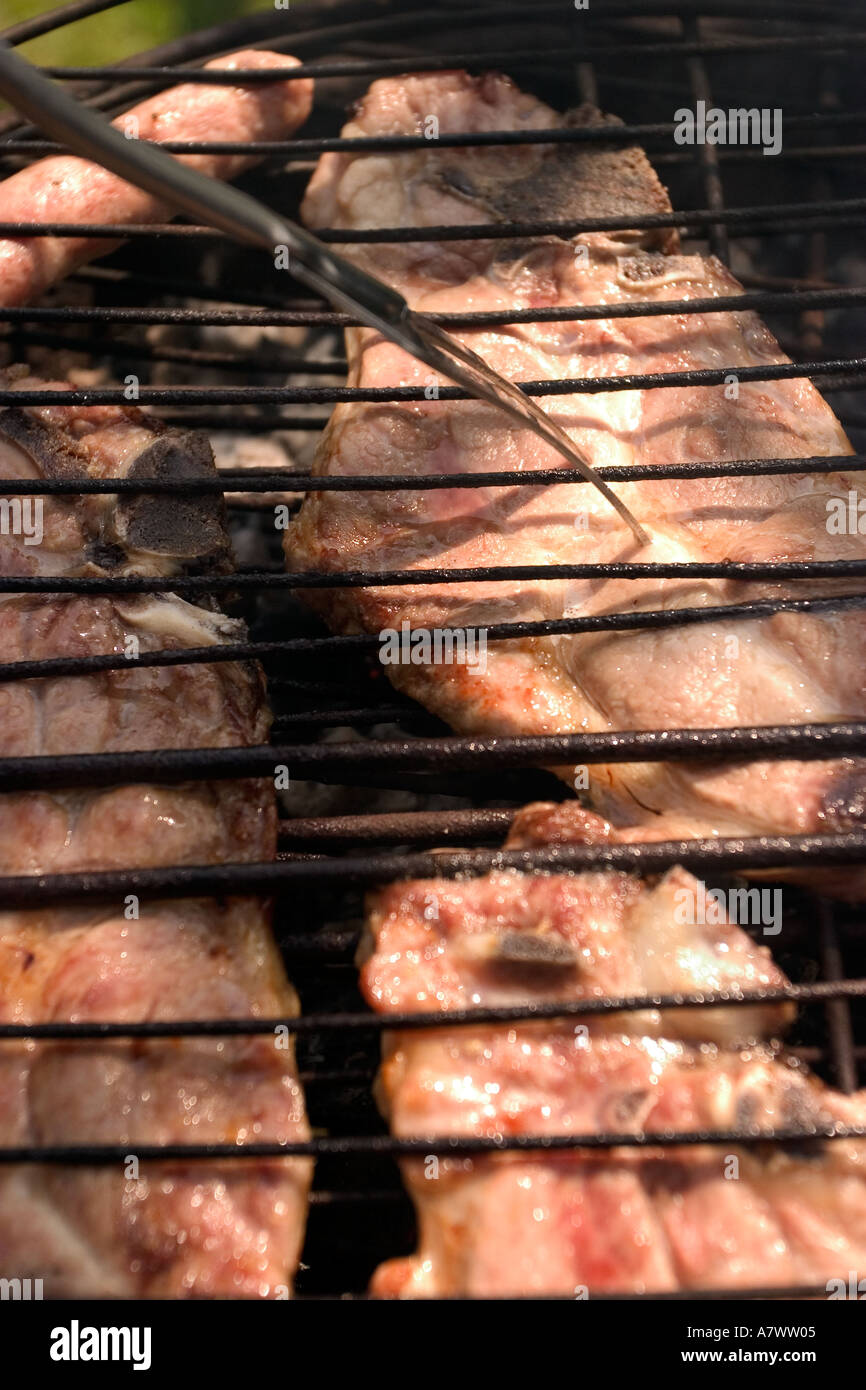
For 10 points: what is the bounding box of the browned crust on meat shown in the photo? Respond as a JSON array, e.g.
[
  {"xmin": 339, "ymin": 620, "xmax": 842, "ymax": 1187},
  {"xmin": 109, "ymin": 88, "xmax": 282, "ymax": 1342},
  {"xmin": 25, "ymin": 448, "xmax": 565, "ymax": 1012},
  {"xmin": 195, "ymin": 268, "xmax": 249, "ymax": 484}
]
[
  {"xmin": 0, "ymin": 366, "xmax": 232, "ymax": 575},
  {"xmin": 468, "ymin": 102, "xmax": 677, "ymax": 253}
]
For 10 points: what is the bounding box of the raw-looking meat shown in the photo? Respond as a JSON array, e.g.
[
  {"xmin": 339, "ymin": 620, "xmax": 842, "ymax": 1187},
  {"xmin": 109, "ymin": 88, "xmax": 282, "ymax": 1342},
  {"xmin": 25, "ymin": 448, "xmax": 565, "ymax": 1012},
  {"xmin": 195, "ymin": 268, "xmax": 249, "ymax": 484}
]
[
  {"xmin": 0, "ymin": 369, "xmax": 311, "ymax": 1298},
  {"xmin": 360, "ymin": 802, "xmax": 866, "ymax": 1297},
  {"xmin": 0, "ymin": 50, "xmax": 313, "ymax": 307},
  {"xmin": 287, "ymin": 71, "xmax": 866, "ymax": 869}
]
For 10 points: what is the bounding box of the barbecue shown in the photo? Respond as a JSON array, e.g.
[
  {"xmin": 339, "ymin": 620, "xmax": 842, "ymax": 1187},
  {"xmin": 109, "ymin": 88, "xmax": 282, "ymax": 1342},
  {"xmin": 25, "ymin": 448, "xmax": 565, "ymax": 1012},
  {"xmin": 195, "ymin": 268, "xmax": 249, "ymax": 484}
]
[{"xmin": 0, "ymin": 0, "xmax": 864, "ymax": 1308}]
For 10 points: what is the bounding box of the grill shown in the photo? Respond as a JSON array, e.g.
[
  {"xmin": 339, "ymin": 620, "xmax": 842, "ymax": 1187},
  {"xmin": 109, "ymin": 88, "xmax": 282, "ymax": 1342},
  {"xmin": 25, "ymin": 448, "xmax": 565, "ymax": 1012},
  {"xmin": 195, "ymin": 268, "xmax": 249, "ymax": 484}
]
[{"xmin": 2, "ymin": 0, "xmax": 866, "ymax": 1301}]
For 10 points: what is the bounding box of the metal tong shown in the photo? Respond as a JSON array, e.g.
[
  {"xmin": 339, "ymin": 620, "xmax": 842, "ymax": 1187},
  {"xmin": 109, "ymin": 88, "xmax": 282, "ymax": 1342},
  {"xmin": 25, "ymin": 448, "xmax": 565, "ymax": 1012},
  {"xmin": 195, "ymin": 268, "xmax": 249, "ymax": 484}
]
[{"xmin": 0, "ymin": 41, "xmax": 647, "ymax": 544}]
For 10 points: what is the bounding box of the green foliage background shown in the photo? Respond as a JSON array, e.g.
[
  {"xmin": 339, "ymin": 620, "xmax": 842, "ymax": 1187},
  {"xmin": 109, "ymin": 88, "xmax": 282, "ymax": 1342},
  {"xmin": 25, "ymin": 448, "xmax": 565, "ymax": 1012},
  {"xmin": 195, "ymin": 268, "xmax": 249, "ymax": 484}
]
[{"xmin": 3, "ymin": 1, "xmax": 267, "ymax": 63}]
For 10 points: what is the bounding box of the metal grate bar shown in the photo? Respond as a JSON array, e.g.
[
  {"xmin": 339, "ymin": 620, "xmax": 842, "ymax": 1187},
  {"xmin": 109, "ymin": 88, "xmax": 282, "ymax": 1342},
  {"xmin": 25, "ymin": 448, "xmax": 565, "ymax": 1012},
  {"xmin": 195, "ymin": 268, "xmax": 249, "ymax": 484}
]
[
  {"xmin": 0, "ymin": 722, "xmax": 863, "ymax": 792},
  {"xmin": 799, "ymin": 66, "xmax": 836, "ymax": 356},
  {"xmin": 31, "ymin": 32, "xmax": 866, "ymax": 83},
  {"xmin": 0, "ymin": 328, "xmax": 345, "ymax": 376},
  {"xmin": 4, "ymin": 113, "xmax": 866, "ymax": 161},
  {"xmin": 684, "ymin": 15, "xmax": 730, "ymax": 262},
  {"xmin": 2, "ymin": 0, "xmax": 865, "ymax": 1304},
  {"xmin": 50, "ymin": 262, "xmax": 855, "ymax": 319},
  {"xmin": 1, "ymin": 830, "xmax": 866, "ymax": 905},
  {"xmin": 316, "ymin": 201, "xmax": 866, "ymax": 240},
  {"xmin": 278, "ymin": 807, "xmax": 515, "ymax": 846},
  {"xmin": 3, "ymin": 284, "xmax": 863, "ymax": 328},
  {"xmin": 1, "ymin": 359, "xmax": 865, "ymax": 410},
  {"xmin": 0, "ymin": 452, "xmax": 861, "ymax": 494},
  {"xmin": 7, "ymin": 594, "xmax": 866, "ymax": 681},
  {"xmin": 2, "ymin": 977, "xmax": 865, "ymax": 1040},
  {"xmin": 3, "ymin": 559, "xmax": 866, "ymax": 593},
  {"xmin": 2, "ymin": 196, "xmax": 865, "ymax": 238},
  {"xmin": 0, "ymin": 1120, "xmax": 861, "ymax": 1166},
  {"xmin": 818, "ymin": 900, "xmax": 860, "ymax": 1092},
  {"xmin": 6, "ymin": 283, "xmax": 866, "ymax": 323},
  {"xmin": 1, "ymin": 0, "xmax": 132, "ymax": 47},
  {"xmin": 1, "ymin": 597, "xmax": 866, "ymax": 684}
]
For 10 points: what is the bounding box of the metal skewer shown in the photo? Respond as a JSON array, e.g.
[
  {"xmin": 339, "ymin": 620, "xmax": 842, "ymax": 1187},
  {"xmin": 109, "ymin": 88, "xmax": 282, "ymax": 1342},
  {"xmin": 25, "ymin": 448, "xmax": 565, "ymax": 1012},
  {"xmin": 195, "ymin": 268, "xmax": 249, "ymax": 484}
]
[{"xmin": 0, "ymin": 41, "xmax": 648, "ymax": 544}]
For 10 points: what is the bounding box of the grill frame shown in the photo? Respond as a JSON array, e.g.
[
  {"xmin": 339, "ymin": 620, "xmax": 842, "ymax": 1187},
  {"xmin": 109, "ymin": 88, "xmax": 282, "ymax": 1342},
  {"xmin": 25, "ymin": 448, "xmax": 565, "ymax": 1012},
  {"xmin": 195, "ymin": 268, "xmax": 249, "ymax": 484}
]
[{"xmin": 1, "ymin": 0, "xmax": 865, "ymax": 1300}]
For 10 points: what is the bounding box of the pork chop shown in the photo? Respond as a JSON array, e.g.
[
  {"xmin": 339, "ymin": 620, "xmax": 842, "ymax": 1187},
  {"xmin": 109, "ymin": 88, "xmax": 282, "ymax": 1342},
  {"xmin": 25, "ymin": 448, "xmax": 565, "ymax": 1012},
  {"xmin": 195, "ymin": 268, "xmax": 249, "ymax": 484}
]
[
  {"xmin": 361, "ymin": 801, "xmax": 866, "ymax": 1297},
  {"xmin": 287, "ymin": 71, "xmax": 866, "ymax": 875},
  {"xmin": 0, "ymin": 369, "xmax": 311, "ymax": 1298}
]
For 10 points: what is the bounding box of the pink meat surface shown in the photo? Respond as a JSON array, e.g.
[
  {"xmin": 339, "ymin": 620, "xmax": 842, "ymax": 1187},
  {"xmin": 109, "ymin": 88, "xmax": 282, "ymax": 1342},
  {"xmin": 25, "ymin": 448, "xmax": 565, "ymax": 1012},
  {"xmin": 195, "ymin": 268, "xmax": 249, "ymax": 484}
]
[
  {"xmin": 0, "ymin": 370, "xmax": 311, "ymax": 1298},
  {"xmin": 360, "ymin": 801, "xmax": 866, "ymax": 1297},
  {"xmin": 287, "ymin": 71, "xmax": 866, "ymax": 887}
]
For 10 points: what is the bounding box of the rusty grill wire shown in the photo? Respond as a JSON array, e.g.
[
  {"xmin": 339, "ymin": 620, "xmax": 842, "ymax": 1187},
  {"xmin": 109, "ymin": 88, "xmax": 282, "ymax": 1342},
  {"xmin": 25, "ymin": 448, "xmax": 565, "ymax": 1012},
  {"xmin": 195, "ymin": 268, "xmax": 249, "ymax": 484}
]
[{"xmin": 1, "ymin": 0, "xmax": 866, "ymax": 1298}]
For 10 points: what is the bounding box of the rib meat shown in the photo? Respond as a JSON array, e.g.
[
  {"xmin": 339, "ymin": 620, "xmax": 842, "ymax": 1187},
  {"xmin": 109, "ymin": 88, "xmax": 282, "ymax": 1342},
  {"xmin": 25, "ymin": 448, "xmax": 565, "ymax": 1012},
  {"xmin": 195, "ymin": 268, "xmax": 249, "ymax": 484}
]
[
  {"xmin": 0, "ymin": 369, "xmax": 311, "ymax": 1298},
  {"xmin": 0, "ymin": 50, "xmax": 312, "ymax": 307},
  {"xmin": 360, "ymin": 802, "xmax": 866, "ymax": 1297},
  {"xmin": 288, "ymin": 72, "xmax": 866, "ymax": 872}
]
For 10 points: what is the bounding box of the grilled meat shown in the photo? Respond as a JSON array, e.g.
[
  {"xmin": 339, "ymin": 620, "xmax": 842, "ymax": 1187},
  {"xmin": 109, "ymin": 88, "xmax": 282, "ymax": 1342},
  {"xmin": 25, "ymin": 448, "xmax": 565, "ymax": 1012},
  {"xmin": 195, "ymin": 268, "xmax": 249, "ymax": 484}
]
[
  {"xmin": 287, "ymin": 72, "xmax": 865, "ymax": 872},
  {"xmin": 0, "ymin": 50, "xmax": 313, "ymax": 307},
  {"xmin": 0, "ymin": 369, "xmax": 311, "ymax": 1299},
  {"xmin": 361, "ymin": 802, "xmax": 866, "ymax": 1297}
]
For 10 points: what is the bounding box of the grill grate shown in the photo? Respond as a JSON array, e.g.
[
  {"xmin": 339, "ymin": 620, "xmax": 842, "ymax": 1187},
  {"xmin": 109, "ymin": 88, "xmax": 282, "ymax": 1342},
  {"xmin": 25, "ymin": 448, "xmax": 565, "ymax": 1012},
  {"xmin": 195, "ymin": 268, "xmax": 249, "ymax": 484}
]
[{"xmin": 1, "ymin": 0, "xmax": 866, "ymax": 1299}]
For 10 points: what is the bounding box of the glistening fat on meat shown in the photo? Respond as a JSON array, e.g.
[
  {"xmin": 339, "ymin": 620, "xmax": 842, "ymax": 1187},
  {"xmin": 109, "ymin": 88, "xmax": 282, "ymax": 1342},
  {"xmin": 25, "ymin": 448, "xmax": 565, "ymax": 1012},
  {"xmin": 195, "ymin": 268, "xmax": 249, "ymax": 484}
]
[
  {"xmin": 0, "ymin": 50, "xmax": 313, "ymax": 306},
  {"xmin": 360, "ymin": 803, "xmax": 866, "ymax": 1297},
  {"xmin": 0, "ymin": 369, "xmax": 311, "ymax": 1298},
  {"xmin": 286, "ymin": 71, "xmax": 866, "ymax": 890}
]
